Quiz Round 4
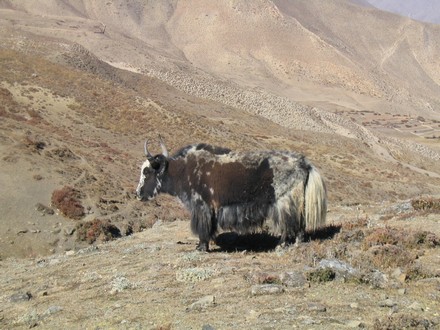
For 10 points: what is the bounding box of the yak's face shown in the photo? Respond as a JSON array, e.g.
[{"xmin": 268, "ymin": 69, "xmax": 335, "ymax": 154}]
[{"xmin": 136, "ymin": 155, "xmax": 168, "ymax": 201}]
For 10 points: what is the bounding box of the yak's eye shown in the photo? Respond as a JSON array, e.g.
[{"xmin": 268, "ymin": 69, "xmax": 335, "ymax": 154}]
[{"xmin": 143, "ymin": 167, "xmax": 150, "ymax": 175}]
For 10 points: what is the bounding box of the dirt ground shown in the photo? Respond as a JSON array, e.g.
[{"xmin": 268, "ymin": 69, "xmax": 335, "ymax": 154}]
[
  {"xmin": 1, "ymin": 203, "xmax": 439, "ymax": 329},
  {"xmin": 1, "ymin": 1, "xmax": 440, "ymax": 329}
]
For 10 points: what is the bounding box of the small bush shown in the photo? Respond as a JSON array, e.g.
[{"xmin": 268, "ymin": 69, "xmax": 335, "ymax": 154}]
[
  {"xmin": 76, "ymin": 219, "xmax": 121, "ymax": 244},
  {"xmin": 412, "ymin": 231, "xmax": 440, "ymax": 247},
  {"xmin": 367, "ymin": 244, "xmax": 415, "ymax": 269},
  {"xmin": 51, "ymin": 186, "xmax": 85, "ymax": 220},
  {"xmin": 405, "ymin": 265, "xmax": 436, "ymax": 281},
  {"xmin": 362, "ymin": 227, "xmax": 440, "ymax": 250},
  {"xmin": 411, "ymin": 197, "xmax": 440, "ymax": 212},
  {"xmin": 362, "ymin": 227, "xmax": 400, "ymax": 249},
  {"xmin": 374, "ymin": 313, "xmax": 438, "ymax": 330},
  {"xmin": 306, "ymin": 268, "xmax": 336, "ymax": 283}
]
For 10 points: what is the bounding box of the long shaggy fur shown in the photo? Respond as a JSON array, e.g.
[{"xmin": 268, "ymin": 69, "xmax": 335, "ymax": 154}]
[{"xmin": 136, "ymin": 143, "xmax": 327, "ymax": 251}]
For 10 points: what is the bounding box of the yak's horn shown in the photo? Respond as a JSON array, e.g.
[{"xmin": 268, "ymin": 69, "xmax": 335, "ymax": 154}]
[
  {"xmin": 144, "ymin": 140, "xmax": 153, "ymax": 158},
  {"xmin": 159, "ymin": 135, "xmax": 169, "ymax": 158}
]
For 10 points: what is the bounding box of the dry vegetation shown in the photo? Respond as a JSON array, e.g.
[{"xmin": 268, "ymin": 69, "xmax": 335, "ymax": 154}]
[
  {"xmin": 51, "ymin": 186, "xmax": 85, "ymax": 220},
  {"xmin": 75, "ymin": 218, "xmax": 121, "ymax": 244},
  {"xmin": 1, "ymin": 1, "xmax": 440, "ymax": 328}
]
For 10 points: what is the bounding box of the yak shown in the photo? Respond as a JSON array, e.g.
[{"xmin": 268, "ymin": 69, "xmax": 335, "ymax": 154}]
[{"xmin": 136, "ymin": 137, "xmax": 327, "ymax": 251}]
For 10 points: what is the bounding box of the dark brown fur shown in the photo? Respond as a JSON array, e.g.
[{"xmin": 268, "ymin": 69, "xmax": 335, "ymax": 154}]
[{"xmin": 137, "ymin": 143, "xmax": 327, "ymax": 251}]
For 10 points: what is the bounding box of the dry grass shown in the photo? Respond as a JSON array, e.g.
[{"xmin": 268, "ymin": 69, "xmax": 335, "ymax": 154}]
[
  {"xmin": 76, "ymin": 219, "xmax": 121, "ymax": 244},
  {"xmin": 51, "ymin": 186, "xmax": 85, "ymax": 220}
]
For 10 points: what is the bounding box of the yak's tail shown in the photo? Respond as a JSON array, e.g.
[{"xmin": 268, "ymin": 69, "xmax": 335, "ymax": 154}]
[{"xmin": 304, "ymin": 166, "xmax": 327, "ymax": 231}]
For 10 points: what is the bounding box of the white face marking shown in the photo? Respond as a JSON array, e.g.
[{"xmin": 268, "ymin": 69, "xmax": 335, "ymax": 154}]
[{"xmin": 136, "ymin": 159, "xmax": 151, "ymax": 198}]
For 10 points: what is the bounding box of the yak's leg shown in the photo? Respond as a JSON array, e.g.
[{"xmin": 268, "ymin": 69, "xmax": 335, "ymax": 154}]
[
  {"xmin": 278, "ymin": 231, "xmax": 289, "ymax": 247},
  {"xmin": 295, "ymin": 229, "xmax": 304, "ymax": 247},
  {"xmin": 278, "ymin": 209, "xmax": 298, "ymax": 247},
  {"xmin": 196, "ymin": 239, "xmax": 209, "ymax": 252},
  {"xmin": 191, "ymin": 201, "xmax": 215, "ymax": 252}
]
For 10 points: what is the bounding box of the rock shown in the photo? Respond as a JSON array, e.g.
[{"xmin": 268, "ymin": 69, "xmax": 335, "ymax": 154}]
[
  {"xmin": 391, "ymin": 268, "xmax": 407, "ymax": 283},
  {"xmin": 350, "ymin": 302, "xmax": 359, "ymax": 309},
  {"xmin": 187, "ymin": 295, "xmax": 216, "ymax": 311},
  {"xmin": 307, "ymin": 302, "xmax": 327, "ymax": 312},
  {"xmin": 152, "ymin": 220, "xmax": 163, "ymax": 229},
  {"xmin": 63, "ymin": 227, "xmax": 76, "ymax": 236},
  {"xmin": 10, "ymin": 292, "xmax": 32, "ymax": 302},
  {"xmin": 319, "ymin": 259, "xmax": 357, "ymax": 274},
  {"xmin": 44, "ymin": 306, "xmax": 63, "ymax": 316},
  {"xmin": 202, "ymin": 324, "xmax": 215, "ymax": 330},
  {"xmin": 378, "ymin": 298, "xmax": 397, "ymax": 308},
  {"xmin": 368, "ymin": 270, "xmax": 389, "ymax": 288},
  {"xmin": 318, "ymin": 258, "xmax": 359, "ymax": 281},
  {"xmin": 408, "ymin": 301, "xmax": 424, "ymax": 311},
  {"xmin": 279, "ymin": 271, "xmax": 307, "ymax": 287},
  {"xmin": 251, "ymin": 284, "xmax": 284, "ymax": 296},
  {"xmin": 35, "ymin": 203, "xmax": 54, "ymax": 215},
  {"xmin": 398, "ymin": 288, "xmax": 407, "ymax": 295},
  {"xmin": 346, "ymin": 320, "xmax": 365, "ymax": 328}
]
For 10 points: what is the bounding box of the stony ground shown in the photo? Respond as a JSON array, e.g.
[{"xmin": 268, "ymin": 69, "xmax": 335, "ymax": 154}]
[
  {"xmin": 1, "ymin": 202, "xmax": 439, "ymax": 329},
  {"xmin": 1, "ymin": 2, "xmax": 440, "ymax": 329}
]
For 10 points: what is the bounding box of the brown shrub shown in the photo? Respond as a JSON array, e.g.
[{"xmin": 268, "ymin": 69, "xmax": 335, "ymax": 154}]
[
  {"xmin": 367, "ymin": 244, "xmax": 415, "ymax": 269},
  {"xmin": 362, "ymin": 227, "xmax": 440, "ymax": 250},
  {"xmin": 411, "ymin": 196, "xmax": 440, "ymax": 212},
  {"xmin": 374, "ymin": 313, "xmax": 438, "ymax": 330},
  {"xmin": 362, "ymin": 227, "xmax": 400, "ymax": 249},
  {"xmin": 412, "ymin": 231, "xmax": 440, "ymax": 248},
  {"xmin": 76, "ymin": 219, "xmax": 121, "ymax": 244},
  {"xmin": 352, "ymin": 226, "xmax": 440, "ymax": 273},
  {"xmin": 341, "ymin": 216, "xmax": 369, "ymax": 231},
  {"xmin": 51, "ymin": 186, "xmax": 85, "ymax": 220}
]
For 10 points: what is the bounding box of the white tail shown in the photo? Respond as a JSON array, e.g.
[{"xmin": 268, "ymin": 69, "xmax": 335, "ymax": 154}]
[{"xmin": 305, "ymin": 166, "xmax": 327, "ymax": 231}]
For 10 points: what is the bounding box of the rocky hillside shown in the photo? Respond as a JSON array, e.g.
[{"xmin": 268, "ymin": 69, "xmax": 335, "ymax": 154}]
[
  {"xmin": 1, "ymin": 208, "xmax": 440, "ymax": 329},
  {"xmin": 0, "ymin": 1, "xmax": 440, "ymax": 328}
]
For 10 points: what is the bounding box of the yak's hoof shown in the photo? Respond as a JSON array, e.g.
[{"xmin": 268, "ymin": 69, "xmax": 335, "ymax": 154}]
[
  {"xmin": 196, "ymin": 242, "xmax": 209, "ymax": 252},
  {"xmin": 295, "ymin": 232, "xmax": 305, "ymax": 246}
]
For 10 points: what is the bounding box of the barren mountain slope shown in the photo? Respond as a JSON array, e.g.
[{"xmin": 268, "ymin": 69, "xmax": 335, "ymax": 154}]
[
  {"xmin": 0, "ymin": 3, "xmax": 440, "ymax": 329},
  {"xmin": 365, "ymin": 0, "xmax": 440, "ymax": 24},
  {"xmin": 1, "ymin": 29, "xmax": 439, "ymax": 259},
  {"xmin": 2, "ymin": 0, "xmax": 440, "ymax": 115}
]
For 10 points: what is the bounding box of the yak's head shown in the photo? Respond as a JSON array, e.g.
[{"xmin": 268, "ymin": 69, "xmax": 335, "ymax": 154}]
[{"xmin": 136, "ymin": 137, "xmax": 169, "ymax": 201}]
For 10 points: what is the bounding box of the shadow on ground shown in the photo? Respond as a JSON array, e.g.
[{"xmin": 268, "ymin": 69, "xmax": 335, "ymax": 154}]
[{"xmin": 213, "ymin": 224, "xmax": 342, "ymax": 252}]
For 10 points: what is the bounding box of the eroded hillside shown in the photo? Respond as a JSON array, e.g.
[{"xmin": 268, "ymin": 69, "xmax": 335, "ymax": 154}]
[{"xmin": 1, "ymin": 1, "xmax": 440, "ymax": 328}]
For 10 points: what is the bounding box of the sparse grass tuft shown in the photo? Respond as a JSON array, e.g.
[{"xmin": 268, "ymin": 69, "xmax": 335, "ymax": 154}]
[{"xmin": 51, "ymin": 186, "xmax": 85, "ymax": 220}]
